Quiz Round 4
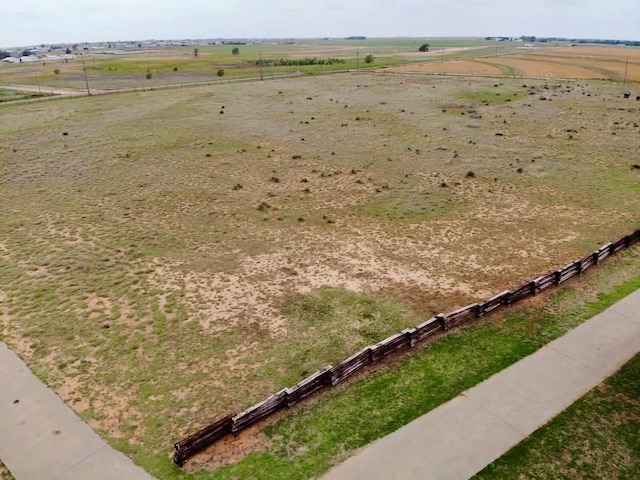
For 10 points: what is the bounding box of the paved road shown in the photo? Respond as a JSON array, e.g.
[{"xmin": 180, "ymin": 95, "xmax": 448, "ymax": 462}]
[
  {"xmin": 0, "ymin": 343, "xmax": 155, "ymax": 480},
  {"xmin": 323, "ymin": 288, "xmax": 640, "ymax": 480}
]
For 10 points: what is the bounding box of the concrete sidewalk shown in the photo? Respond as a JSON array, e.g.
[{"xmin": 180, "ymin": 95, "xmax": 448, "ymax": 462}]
[
  {"xmin": 0, "ymin": 343, "xmax": 155, "ymax": 480},
  {"xmin": 323, "ymin": 288, "xmax": 640, "ymax": 480}
]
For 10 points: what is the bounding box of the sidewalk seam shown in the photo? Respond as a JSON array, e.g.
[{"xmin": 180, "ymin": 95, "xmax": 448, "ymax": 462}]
[
  {"xmin": 460, "ymin": 392, "xmax": 528, "ymax": 438},
  {"xmin": 50, "ymin": 445, "xmax": 107, "ymax": 480},
  {"xmin": 545, "ymin": 344, "xmax": 601, "ymax": 374}
]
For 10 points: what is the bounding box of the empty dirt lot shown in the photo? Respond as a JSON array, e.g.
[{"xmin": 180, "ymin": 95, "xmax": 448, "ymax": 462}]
[{"xmin": 2, "ymin": 71, "xmax": 640, "ymax": 475}]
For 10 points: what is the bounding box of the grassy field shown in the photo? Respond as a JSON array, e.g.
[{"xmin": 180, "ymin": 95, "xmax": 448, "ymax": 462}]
[
  {"xmin": 475, "ymin": 351, "xmax": 640, "ymax": 480},
  {"xmin": 0, "ymin": 88, "xmax": 52, "ymax": 102},
  {"xmin": 389, "ymin": 45, "xmax": 640, "ymax": 82},
  {"xmin": 0, "ymin": 38, "xmax": 516, "ymax": 91},
  {"xmin": 1, "ymin": 69, "xmax": 640, "ymax": 478}
]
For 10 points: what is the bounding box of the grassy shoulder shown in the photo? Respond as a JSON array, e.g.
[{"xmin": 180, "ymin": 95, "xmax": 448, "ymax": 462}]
[
  {"xmin": 133, "ymin": 248, "xmax": 640, "ymax": 479},
  {"xmin": 0, "ymin": 88, "xmax": 52, "ymax": 102},
  {"xmin": 474, "ymin": 353, "xmax": 640, "ymax": 480},
  {"xmin": 0, "ymin": 460, "xmax": 15, "ymax": 480}
]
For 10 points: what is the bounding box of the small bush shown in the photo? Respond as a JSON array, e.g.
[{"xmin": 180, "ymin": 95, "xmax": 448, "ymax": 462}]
[
  {"xmin": 217, "ymin": 69, "xmax": 225, "ymax": 77},
  {"xmin": 145, "ymin": 70, "xmax": 152, "ymax": 80},
  {"xmin": 173, "ymin": 67, "xmax": 178, "ymax": 71},
  {"xmin": 53, "ymin": 68, "xmax": 60, "ymax": 74},
  {"xmin": 257, "ymin": 201, "xmax": 272, "ymax": 212},
  {"xmin": 466, "ymin": 171, "xmax": 476, "ymax": 178},
  {"xmin": 364, "ymin": 53, "xmax": 374, "ymax": 64}
]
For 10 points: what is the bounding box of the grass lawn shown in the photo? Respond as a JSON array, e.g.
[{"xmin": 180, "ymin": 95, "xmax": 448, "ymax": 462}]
[{"xmin": 475, "ymin": 352, "xmax": 640, "ymax": 480}]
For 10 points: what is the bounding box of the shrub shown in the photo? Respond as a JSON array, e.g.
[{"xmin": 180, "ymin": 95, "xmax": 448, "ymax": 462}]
[
  {"xmin": 173, "ymin": 67, "xmax": 178, "ymax": 71},
  {"xmin": 466, "ymin": 171, "xmax": 476, "ymax": 178},
  {"xmin": 53, "ymin": 68, "xmax": 60, "ymax": 74},
  {"xmin": 364, "ymin": 53, "xmax": 374, "ymax": 64},
  {"xmin": 145, "ymin": 70, "xmax": 152, "ymax": 80},
  {"xmin": 418, "ymin": 43, "xmax": 430, "ymax": 52},
  {"xmin": 217, "ymin": 69, "xmax": 224, "ymax": 77},
  {"xmin": 232, "ymin": 47, "xmax": 239, "ymax": 55}
]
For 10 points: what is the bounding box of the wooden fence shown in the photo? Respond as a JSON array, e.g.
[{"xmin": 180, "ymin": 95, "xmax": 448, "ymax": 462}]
[{"xmin": 173, "ymin": 227, "xmax": 640, "ymax": 466}]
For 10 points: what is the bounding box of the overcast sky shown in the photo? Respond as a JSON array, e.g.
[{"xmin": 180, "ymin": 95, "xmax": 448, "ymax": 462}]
[{"xmin": 1, "ymin": 0, "xmax": 639, "ymax": 48}]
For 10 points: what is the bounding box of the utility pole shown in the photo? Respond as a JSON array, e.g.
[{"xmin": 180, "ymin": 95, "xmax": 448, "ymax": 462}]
[
  {"xmin": 259, "ymin": 51, "xmax": 264, "ymax": 81},
  {"xmin": 623, "ymin": 56, "xmax": 629, "ymax": 84},
  {"xmin": 31, "ymin": 62, "xmax": 42, "ymax": 95},
  {"xmin": 81, "ymin": 54, "xmax": 91, "ymax": 96}
]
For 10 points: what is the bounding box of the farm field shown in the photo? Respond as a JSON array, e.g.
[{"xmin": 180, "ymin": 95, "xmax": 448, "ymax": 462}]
[
  {"xmin": 388, "ymin": 45, "xmax": 640, "ymax": 82},
  {"xmin": 2, "ymin": 71, "xmax": 640, "ymax": 477},
  {"xmin": 0, "ymin": 38, "xmax": 515, "ymax": 92}
]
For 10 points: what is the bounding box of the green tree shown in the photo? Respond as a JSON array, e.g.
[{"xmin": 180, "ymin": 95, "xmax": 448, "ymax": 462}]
[
  {"xmin": 217, "ymin": 68, "xmax": 225, "ymax": 77},
  {"xmin": 418, "ymin": 43, "xmax": 430, "ymax": 52},
  {"xmin": 232, "ymin": 47, "xmax": 240, "ymax": 55},
  {"xmin": 145, "ymin": 70, "xmax": 153, "ymax": 80},
  {"xmin": 65, "ymin": 48, "xmax": 72, "ymax": 55},
  {"xmin": 364, "ymin": 53, "xmax": 374, "ymax": 63},
  {"xmin": 194, "ymin": 47, "xmax": 199, "ymax": 58}
]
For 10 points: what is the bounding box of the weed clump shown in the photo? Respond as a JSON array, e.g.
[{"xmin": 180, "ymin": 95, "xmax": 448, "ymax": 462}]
[
  {"xmin": 257, "ymin": 201, "xmax": 272, "ymax": 212},
  {"xmin": 466, "ymin": 171, "xmax": 476, "ymax": 178}
]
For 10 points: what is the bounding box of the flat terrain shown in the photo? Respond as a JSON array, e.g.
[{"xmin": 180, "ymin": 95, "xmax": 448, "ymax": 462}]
[
  {"xmin": 0, "ymin": 39, "xmax": 514, "ymax": 91},
  {"xmin": 389, "ymin": 45, "xmax": 640, "ymax": 82},
  {"xmin": 1, "ymin": 69, "xmax": 640, "ymax": 477}
]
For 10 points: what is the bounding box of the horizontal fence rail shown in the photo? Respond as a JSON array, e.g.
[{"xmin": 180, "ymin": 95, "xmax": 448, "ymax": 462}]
[{"xmin": 173, "ymin": 227, "xmax": 640, "ymax": 466}]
